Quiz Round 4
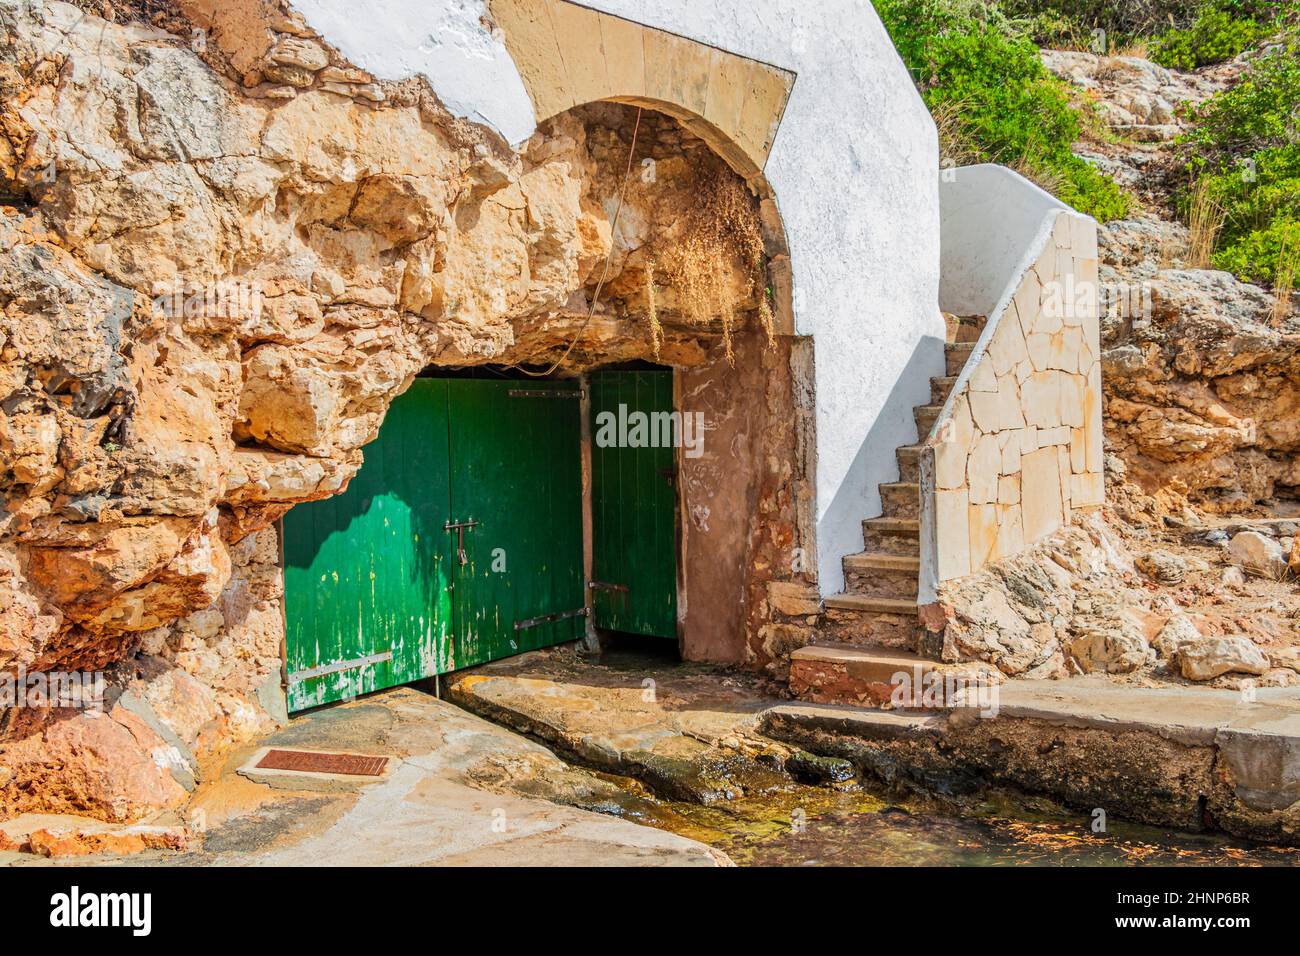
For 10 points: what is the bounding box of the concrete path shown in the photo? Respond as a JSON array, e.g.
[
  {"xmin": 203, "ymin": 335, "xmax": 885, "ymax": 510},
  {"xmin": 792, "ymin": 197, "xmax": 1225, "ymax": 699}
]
[{"xmin": 2, "ymin": 688, "xmax": 728, "ymax": 866}]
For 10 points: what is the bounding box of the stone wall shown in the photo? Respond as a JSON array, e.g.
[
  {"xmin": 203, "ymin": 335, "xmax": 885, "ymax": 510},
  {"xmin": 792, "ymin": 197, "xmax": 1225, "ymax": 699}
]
[
  {"xmin": 921, "ymin": 209, "xmax": 1104, "ymax": 591},
  {"xmin": 678, "ymin": 331, "xmax": 818, "ymax": 669}
]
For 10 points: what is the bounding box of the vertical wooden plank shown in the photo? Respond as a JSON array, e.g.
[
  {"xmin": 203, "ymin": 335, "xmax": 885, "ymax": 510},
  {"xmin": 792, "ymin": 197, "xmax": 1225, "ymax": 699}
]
[
  {"xmin": 447, "ymin": 378, "xmax": 584, "ymax": 666},
  {"xmin": 282, "ymin": 379, "xmax": 453, "ymax": 712},
  {"xmin": 588, "ymin": 369, "xmax": 678, "ymax": 638}
]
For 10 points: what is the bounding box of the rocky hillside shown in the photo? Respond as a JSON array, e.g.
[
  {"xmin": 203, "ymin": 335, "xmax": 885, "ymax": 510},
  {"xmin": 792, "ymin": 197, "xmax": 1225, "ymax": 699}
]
[{"xmin": 1042, "ymin": 49, "xmax": 1300, "ymax": 513}]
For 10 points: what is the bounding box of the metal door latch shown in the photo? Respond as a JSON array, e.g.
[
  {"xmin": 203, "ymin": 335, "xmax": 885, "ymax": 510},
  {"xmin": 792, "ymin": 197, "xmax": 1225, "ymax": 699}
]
[{"xmin": 444, "ymin": 519, "xmax": 480, "ymax": 565}]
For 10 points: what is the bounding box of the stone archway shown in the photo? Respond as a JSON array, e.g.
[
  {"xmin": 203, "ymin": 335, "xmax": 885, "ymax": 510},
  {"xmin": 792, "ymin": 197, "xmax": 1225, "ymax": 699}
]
[{"xmin": 490, "ymin": 0, "xmax": 797, "ymax": 334}]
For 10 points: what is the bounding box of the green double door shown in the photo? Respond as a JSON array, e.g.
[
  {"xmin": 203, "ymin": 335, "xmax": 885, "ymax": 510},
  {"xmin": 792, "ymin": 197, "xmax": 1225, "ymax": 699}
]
[
  {"xmin": 283, "ymin": 378, "xmax": 584, "ymax": 712},
  {"xmin": 588, "ymin": 369, "xmax": 679, "ymax": 641}
]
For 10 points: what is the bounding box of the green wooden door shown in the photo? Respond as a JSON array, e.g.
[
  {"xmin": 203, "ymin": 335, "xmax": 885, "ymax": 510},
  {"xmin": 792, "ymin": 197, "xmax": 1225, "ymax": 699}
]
[
  {"xmin": 589, "ymin": 369, "xmax": 678, "ymax": 639},
  {"xmin": 447, "ymin": 379, "xmax": 586, "ymax": 666},
  {"xmin": 283, "ymin": 376, "xmax": 586, "ymax": 712},
  {"xmin": 283, "ymin": 379, "xmax": 453, "ymax": 712}
]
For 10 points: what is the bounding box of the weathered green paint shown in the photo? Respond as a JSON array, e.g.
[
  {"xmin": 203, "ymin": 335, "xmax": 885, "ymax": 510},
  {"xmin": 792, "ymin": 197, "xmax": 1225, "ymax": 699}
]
[
  {"xmin": 589, "ymin": 369, "xmax": 679, "ymax": 639},
  {"xmin": 283, "ymin": 379, "xmax": 453, "ymax": 712},
  {"xmin": 283, "ymin": 376, "xmax": 586, "ymax": 712},
  {"xmin": 447, "ymin": 379, "xmax": 586, "ymax": 665}
]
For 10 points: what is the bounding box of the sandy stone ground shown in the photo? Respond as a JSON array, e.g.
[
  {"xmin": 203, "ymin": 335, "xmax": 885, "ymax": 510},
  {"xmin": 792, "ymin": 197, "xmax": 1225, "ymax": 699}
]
[{"xmin": 0, "ymin": 687, "xmax": 728, "ymax": 866}]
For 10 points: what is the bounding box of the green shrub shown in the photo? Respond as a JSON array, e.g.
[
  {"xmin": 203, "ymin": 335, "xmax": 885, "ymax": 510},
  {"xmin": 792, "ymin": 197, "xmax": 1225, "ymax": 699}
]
[
  {"xmin": 1186, "ymin": 38, "xmax": 1300, "ymax": 155},
  {"xmin": 1007, "ymin": 1, "xmax": 1201, "ymax": 35},
  {"xmin": 1211, "ymin": 214, "xmax": 1300, "ymax": 281},
  {"xmin": 1181, "ymin": 37, "xmax": 1300, "ymax": 283},
  {"xmin": 1000, "ymin": 0, "xmax": 1202, "ymax": 49},
  {"xmin": 1150, "ymin": 2, "xmax": 1272, "ymax": 69},
  {"xmin": 875, "ymin": 0, "xmax": 1132, "ymax": 220}
]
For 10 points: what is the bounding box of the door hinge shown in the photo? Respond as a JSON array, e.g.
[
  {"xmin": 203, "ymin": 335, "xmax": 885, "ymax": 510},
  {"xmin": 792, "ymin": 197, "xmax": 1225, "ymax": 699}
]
[
  {"xmin": 514, "ymin": 607, "xmax": 589, "ymax": 631},
  {"xmin": 589, "ymin": 580, "xmax": 630, "ymax": 611}
]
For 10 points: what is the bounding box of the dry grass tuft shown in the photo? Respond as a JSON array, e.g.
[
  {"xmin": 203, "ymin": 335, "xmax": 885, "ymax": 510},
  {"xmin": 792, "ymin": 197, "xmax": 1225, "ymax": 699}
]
[
  {"xmin": 645, "ymin": 257, "xmax": 662, "ymax": 357},
  {"xmin": 662, "ymin": 171, "xmax": 769, "ymax": 363},
  {"xmin": 931, "ymin": 98, "xmax": 980, "ymax": 169},
  {"xmin": 1186, "ymin": 177, "xmax": 1225, "ymax": 270},
  {"xmin": 1093, "ymin": 56, "xmax": 1130, "ymax": 82},
  {"xmin": 1269, "ymin": 231, "xmax": 1295, "ymax": 328}
]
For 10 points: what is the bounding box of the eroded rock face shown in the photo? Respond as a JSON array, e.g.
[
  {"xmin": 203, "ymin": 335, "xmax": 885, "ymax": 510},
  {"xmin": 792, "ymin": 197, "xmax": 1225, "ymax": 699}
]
[
  {"xmin": 929, "ymin": 516, "xmax": 1132, "ymax": 677},
  {"xmin": 0, "ymin": 1, "xmax": 773, "ymax": 821},
  {"xmin": 1041, "ymin": 46, "xmax": 1299, "ymax": 513},
  {"xmin": 1100, "ymin": 231, "xmax": 1300, "ymax": 510}
]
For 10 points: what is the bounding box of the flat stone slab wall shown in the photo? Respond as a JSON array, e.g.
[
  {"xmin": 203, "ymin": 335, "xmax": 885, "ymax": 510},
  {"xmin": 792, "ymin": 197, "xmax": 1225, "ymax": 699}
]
[{"xmin": 925, "ymin": 209, "xmax": 1103, "ymax": 583}]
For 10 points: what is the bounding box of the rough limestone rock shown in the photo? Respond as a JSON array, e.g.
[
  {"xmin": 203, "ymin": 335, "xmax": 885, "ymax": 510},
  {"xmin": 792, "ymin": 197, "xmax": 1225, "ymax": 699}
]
[
  {"xmin": 1136, "ymin": 548, "xmax": 1187, "ymax": 584},
  {"xmin": 1175, "ymin": 636, "xmax": 1271, "ymax": 681},
  {"xmin": 1100, "ymin": 249, "xmax": 1300, "ymax": 510},
  {"xmin": 0, "ymin": 2, "xmax": 765, "ymax": 821},
  {"xmin": 1046, "ymin": 43, "xmax": 1300, "ymax": 513},
  {"xmin": 1041, "ymin": 50, "xmax": 1237, "ymax": 141},
  {"xmin": 1226, "ymin": 531, "xmax": 1288, "ymax": 577},
  {"xmin": 1152, "ymin": 614, "xmax": 1203, "ymax": 660},
  {"xmin": 930, "ymin": 516, "xmax": 1145, "ymax": 676},
  {"xmin": 1066, "ymin": 625, "xmax": 1153, "ymax": 674}
]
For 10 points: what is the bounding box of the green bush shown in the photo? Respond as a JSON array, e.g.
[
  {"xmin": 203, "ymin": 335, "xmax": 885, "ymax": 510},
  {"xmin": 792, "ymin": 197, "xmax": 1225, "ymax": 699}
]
[
  {"xmin": 1211, "ymin": 213, "xmax": 1300, "ymax": 281},
  {"xmin": 875, "ymin": 0, "xmax": 1132, "ymax": 220},
  {"xmin": 1182, "ymin": 37, "xmax": 1300, "ymax": 283},
  {"xmin": 1000, "ymin": 0, "xmax": 1202, "ymax": 49},
  {"xmin": 1150, "ymin": 2, "xmax": 1272, "ymax": 69}
]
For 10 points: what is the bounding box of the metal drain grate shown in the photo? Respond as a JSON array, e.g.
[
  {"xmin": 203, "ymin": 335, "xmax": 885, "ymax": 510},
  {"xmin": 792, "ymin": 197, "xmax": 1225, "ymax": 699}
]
[{"xmin": 255, "ymin": 749, "xmax": 389, "ymax": 776}]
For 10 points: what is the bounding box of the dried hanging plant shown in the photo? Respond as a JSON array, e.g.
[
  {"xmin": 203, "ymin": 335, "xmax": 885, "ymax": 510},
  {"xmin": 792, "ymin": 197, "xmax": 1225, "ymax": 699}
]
[
  {"xmin": 663, "ymin": 170, "xmax": 771, "ymax": 364},
  {"xmin": 645, "ymin": 256, "xmax": 662, "ymax": 356}
]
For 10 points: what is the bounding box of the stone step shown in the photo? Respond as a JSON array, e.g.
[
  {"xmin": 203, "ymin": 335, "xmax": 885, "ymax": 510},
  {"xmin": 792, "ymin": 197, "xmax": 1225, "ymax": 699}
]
[
  {"xmin": 819, "ymin": 592, "xmax": 922, "ymax": 649},
  {"xmin": 823, "ymin": 593, "xmax": 917, "ymax": 614},
  {"xmin": 945, "ymin": 313, "xmax": 988, "ymax": 344},
  {"xmin": 945, "ymin": 341, "xmax": 976, "ymax": 376},
  {"xmin": 930, "ymin": 375, "xmax": 958, "ymax": 406},
  {"xmin": 843, "ymin": 551, "xmax": 920, "ymax": 573},
  {"xmin": 879, "ymin": 481, "xmax": 920, "ymax": 519},
  {"xmin": 895, "ymin": 444, "xmax": 923, "ymax": 484},
  {"xmin": 861, "ymin": 515, "xmax": 920, "ymax": 555},
  {"xmin": 913, "ymin": 404, "xmax": 942, "ymax": 438},
  {"xmin": 789, "ymin": 641, "xmax": 940, "ymax": 707},
  {"xmin": 843, "ymin": 551, "xmax": 919, "ymax": 600}
]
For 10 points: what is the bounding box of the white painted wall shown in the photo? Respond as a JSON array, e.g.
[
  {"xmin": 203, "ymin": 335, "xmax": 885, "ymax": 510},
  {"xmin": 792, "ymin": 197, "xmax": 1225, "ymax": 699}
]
[
  {"xmin": 939, "ymin": 164, "xmax": 1069, "ymax": 317},
  {"xmin": 292, "ymin": 0, "xmax": 945, "ymax": 596},
  {"xmin": 292, "ymin": 0, "xmax": 538, "ymax": 143}
]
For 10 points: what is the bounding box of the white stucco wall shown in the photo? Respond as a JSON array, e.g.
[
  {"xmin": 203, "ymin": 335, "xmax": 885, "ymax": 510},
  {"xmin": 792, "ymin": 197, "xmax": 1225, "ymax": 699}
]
[
  {"xmin": 291, "ymin": 0, "xmax": 945, "ymax": 597},
  {"xmin": 939, "ymin": 164, "xmax": 1070, "ymax": 317}
]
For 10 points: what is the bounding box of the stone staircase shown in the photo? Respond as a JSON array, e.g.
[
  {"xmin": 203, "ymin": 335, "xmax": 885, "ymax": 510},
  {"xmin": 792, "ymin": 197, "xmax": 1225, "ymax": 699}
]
[{"xmin": 790, "ymin": 316, "xmax": 986, "ymax": 706}]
